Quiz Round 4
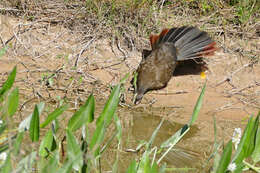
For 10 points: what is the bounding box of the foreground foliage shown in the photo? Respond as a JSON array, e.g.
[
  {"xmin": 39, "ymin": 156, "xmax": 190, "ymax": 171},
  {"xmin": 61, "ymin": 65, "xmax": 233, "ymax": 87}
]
[{"xmin": 0, "ymin": 66, "xmax": 259, "ymax": 172}]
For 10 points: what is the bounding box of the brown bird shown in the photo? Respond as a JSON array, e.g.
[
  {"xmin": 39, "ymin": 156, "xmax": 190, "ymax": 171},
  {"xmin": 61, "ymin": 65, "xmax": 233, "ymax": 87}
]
[{"xmin": 134, "ymin": 26, "xmax": 217, "ymax": 104}]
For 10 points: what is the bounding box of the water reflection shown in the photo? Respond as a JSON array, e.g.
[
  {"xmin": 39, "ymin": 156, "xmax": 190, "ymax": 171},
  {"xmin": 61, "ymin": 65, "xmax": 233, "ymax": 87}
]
[{"xmin": 128, "ymin": 113, "xmax": 200, "ymax": 168}]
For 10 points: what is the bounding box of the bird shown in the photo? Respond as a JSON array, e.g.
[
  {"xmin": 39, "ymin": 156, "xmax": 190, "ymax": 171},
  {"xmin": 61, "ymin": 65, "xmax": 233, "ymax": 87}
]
[{"xmin": 134, "ymin": 26, "xmax": 217, "ymax": 104}]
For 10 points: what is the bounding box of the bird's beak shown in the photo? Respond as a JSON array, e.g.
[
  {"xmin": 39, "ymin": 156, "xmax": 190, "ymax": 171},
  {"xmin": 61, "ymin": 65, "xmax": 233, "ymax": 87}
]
[{"xmin": 133, "ymin": 93, "xmax": 144, "ymax": 104}]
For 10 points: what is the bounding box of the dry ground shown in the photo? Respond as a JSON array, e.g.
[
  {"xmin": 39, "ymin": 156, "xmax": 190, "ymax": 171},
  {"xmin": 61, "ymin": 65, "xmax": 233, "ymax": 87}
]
[{"xmin": 0, "ymin": 0, "xmax": 260, "ymax": 171}]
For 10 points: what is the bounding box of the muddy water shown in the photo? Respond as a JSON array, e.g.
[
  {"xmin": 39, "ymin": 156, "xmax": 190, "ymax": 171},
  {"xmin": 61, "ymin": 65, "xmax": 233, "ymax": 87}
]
[{"xmin": 102, "ymin": 109, "xmax": 203, "ymax": 172}]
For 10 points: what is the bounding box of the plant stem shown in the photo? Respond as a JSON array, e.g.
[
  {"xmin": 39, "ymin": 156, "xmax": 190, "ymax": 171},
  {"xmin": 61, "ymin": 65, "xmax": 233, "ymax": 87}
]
[{"xmin": 243, "ymin": 160, "xmax": 260, "ymax": 172}]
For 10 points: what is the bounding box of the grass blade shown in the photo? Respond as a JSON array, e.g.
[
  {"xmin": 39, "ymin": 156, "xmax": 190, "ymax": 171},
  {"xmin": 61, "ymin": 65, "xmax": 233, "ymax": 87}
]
[
  {"xmin": 40, "ymin": 104, "xmax": 68, "ymax": 128},
  {"xmin": 1, "ymin": 153, "xmax": 11, "ymax": 173},
  {"xmin": 206, "ymin": 116, "xmax": 221, "ymax": 164},
  {"xmin": 119, "ymin": 73, "xmax": 129, "ymax": 84},
  {"xmin": 232, "ymin": 115, "xmax": 259, "ymax": 164},
  {"xmin": 68, "ymin": 94, "xmax": 95, "ymax": 131},
  {"xmin": 29, "ymin": 105, "xmax": 40, "ymax": 142},
  {"xmin": 216, "ymin": 140, "xmax": 232, "ymax": 173},
  {"xmin": 251, "ymin": 111, "xmax": 260, "ymax": 163},
  {"xmin": 127, "ymin": 160, "xmax": 137, "ymax": 173},
  {"xmin": 96, "ymin": 84, "xmax": 121, "ymax": 127},
  {"xmin": 147, "ymin": 119, "xmax": 164, "ymax": 149},
  {"xmin": 160, "ymin": 124, "xmax": 189, "ymax": 148},
  {"xmin": 0, "ymin": 66, "xmax": 16, "ymax": 98},
  {"xmin": 40, "ymin": 151, "xmax": 59, "ymax": 173},
  {"xmin": 211, "ymin": 152, "xmax": 221, "ymax": 173},
  {"xmin": 151, "ymin": 162, "xmax": 158, "ymax": 173},
  {"xmin": 158, "ymin": 124, "xmax": 190, "ymax": 163},
  {"xmin": 90, "ymin": 85, "xmax": 121, "ymax": 151},
  {"xmin": 13, "ymin": 131, "xmax": 24, "ymax": 156},
  {"xmin": 189, "ymin": 83, "xmax": 206, "ymax": 126},
  {"xmin": 252, "ymin": 128, "xmax": 260, "ymax": 163},
  {"xmin": 66, "ymin": 129, "xmax": 83, "ymax": 170},
  {"xmin": 57, "ymin": 159, "xmax": 73, "ymax": 173},
  {"xmin": 19, "ymin": 102, "xmax": 44, "ymax": 132},
  {"xmin": 7, "ymin": 87, "xmax": 19, "ymax": 117},
  {"xmin": 39, "ymin": 130, "xmax": 53, "ymax": 157},
  {"xmin": 89, "ymin": 121, "xmax": 105, "ymax": 150}
]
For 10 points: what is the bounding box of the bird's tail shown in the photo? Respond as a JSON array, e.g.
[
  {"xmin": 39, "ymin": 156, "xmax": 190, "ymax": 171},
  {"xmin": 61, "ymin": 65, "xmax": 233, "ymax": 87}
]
[{"xmin": 149, "ymin": 26, "xmax": 217, "ymax": 61}]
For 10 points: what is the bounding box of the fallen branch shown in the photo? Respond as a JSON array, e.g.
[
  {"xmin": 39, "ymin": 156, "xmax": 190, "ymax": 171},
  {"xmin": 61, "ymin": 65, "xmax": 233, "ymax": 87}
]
[{"xmin": 215, "ymin": 62, "xmax": 255, "ymax": 87}]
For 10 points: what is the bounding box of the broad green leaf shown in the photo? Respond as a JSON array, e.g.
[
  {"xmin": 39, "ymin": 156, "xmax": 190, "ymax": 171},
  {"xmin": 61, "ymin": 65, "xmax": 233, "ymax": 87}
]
[
  {"xmin": 247, "ymin": 115, "xmax": 259, "ymax": 157},
  {"xmin": 39, "ymin": 130, "xmax": 53, "ymax": 157},
  {"xmin": 216, "ymin": 140, "xmax": 232, "ymax": 173},
  {"xmin": 252, "ymin": 128, "xmax": 260, "ymax": 163},
  {"xmin": 233, "ymin": 163, "xmax": 244, "ymax": 173},
  {"xmin": 40, "ymin": 104, "xmax": 68, "ymax": 128},
  {"xmin": 96, "ymin": 84, "xmax": 121, "ymax": 127},
  {"xmin": 19, "ymin": 102, "xmax": 44, "ymax": 132},
  {"xmin": 66, "ymin": 129, "xmax": 83, "ymax": 170},
  {"xmin": 139, "ymin": 152, "xmax": 151, "ymax": 173},
  {"xmin": 40, "ymin": 151, "xmax": 59, "ymax": 173},
  {"xmin": 90, "ymin": 85, "xmax": 121, "ymax": 151},
  {"xmin": 151, "ymin": 162, "xmax": 158, "ymax": 173},
  {"xmin": 252, "ymin": 112, "xmax": 260, "ymax": 163},
  {"xmin": 57, "ymin": 160, "xmax": 73, "ymax": 173},
  {"xmin": 68, "ymin": 94, "xmax": 95, "ymax": 131},
  {"xmin": 7, "ymin": 87, "xmax": 19, "ymax": 117},
  {"xmin": 89, "ymin": 121, "xmax": 105, "ymax": 150},
  {"xmin": 57, "ymin": 153, "xmax": 84, "ymax": 173},
  {"xmin": 232, "ymin": 115, "xmax": 259, "ymax": 164},
  {"xmin": 127, "ymin": 160, "xmax": 137, "ymax": 173},
  {"xmin": 1, "ymin": 153, "xmax": 11, "ymax": 173},
  {"xmin": 0, "ymin": 66, "xmax": 16, "ymax": 98},
  {"xmin": 13, "ymin": 131, "xmax": 24, "ymax": 156},
  {"xmin": 53, "ymin": 119, "xmax": 60, "ymax": 133},
  {"xmin": 189, "ymin": 83, "xmax": 206, "ymax": 126},
  {"xmin": 29, "ymin": 105, "xmax": 40, "ymax": 142},
  {"xmin": 66, "ymin": 129, "xmax": 81, "ymax": 157}
]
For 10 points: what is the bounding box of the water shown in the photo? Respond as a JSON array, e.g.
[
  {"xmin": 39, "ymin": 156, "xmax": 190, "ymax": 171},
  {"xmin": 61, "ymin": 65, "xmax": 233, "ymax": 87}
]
[{"xmin": 102, "ymin": 109, "xmax": 201, "ymax": 172}]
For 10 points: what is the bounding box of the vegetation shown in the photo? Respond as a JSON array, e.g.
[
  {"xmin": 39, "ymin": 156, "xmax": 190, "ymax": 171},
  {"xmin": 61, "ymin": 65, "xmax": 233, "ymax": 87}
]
[
  {"xmin": 0, "ymin": 0, "xmax": 259, "ymax": 172},
  {"xmin": 0, "ymin": 65, "xmax": 259, "ymax": 172}
]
